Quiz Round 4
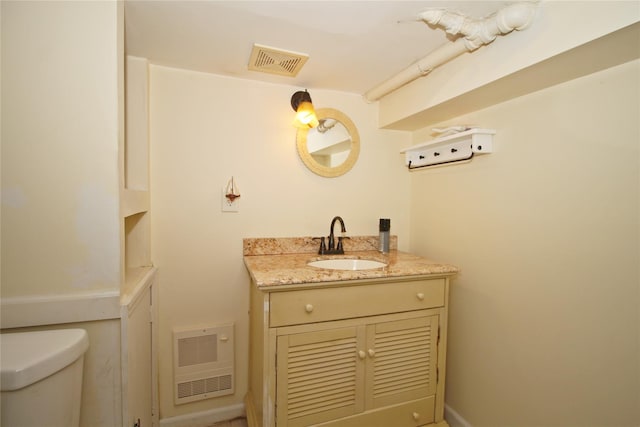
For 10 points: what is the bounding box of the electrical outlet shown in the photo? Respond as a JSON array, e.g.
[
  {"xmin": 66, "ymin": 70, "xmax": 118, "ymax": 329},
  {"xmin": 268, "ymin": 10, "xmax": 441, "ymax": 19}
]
[{"xmin": 221, "ymin": 188, "xmax": 240, "ymax": 212}]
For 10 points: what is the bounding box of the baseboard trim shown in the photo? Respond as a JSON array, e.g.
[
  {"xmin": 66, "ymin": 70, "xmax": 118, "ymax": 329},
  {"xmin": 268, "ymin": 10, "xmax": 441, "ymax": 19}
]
[
  {"xmin": 445, "ymin": 403, "xmax": 473, "ymax": 427},
  {"xmin": 159, "ymin": 403, "xmax": 245, "ymax": 427}
]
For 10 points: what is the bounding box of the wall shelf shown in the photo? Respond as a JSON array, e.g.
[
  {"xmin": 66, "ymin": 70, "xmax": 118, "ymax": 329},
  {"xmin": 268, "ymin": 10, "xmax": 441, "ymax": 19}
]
[
  {"xmin": 121, "ymin": 56, "xmax": 152, "ymax": 294},
  {"xmin": 401, "ymin": 128, "xmax": 495, "ymax": 169}
]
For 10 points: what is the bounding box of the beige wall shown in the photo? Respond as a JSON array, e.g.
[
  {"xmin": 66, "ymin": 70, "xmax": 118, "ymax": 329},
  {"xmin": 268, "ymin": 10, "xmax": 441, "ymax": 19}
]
[
  {"xmin": 1, "ymin": 3, "xmax": 125, "ymax": 426},
  {"xmin": 1, "ymin": 0, "xmax": 121, "ymax": 297},
  {"xmin": 410, "ymin": 60, "xmax": 639, "ymax": 426},
  {"xmin": 149, "ymin": 65, "xmax": 411, "ymax": 418}
]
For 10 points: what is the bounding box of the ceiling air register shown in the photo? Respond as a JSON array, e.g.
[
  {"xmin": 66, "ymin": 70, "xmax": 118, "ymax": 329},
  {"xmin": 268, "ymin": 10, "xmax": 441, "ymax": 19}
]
[{"xmin": 248, "ymin": 44, "xmax": 308, "ymax": 77}]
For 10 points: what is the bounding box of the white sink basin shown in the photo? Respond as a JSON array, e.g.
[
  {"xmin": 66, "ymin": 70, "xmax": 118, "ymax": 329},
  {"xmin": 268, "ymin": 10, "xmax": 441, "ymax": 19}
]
[{"xmin": 307, "ymin": 259, "xmax": 387, "ymax": 271}]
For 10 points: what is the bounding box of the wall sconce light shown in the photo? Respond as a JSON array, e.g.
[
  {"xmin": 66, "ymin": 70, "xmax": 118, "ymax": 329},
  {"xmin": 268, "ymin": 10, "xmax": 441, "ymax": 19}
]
[{"xmin": 290, "ymin": 90, "xmax": 319, "ymax": 128}]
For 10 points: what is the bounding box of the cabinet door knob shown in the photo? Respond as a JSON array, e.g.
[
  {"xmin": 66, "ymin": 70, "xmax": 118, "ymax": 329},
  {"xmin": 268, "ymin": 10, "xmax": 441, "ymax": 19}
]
[
  {"xmin": 305, "ymin": 304, "xmax": 314, "ymax": 313},
  {"xmin": 358, "ymin": 350, "xmax": 366, "ymax": 360},
  {"xmin": 416, "ymin": 292, "xmax": 425, "ymax": 300},
  {"xmin": 368, "ymin": 349, "xmax": 376, "ymax": 358},
  {"xmin": 412, "ymin": 412, "xmax": 420, "ymax": 420}
]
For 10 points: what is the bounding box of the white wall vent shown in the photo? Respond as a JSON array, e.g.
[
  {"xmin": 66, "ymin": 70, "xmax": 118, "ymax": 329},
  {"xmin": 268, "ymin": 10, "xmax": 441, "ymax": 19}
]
[{"xmin": 173, "ymin": 323, "xmax": 234, "ymax": 404}]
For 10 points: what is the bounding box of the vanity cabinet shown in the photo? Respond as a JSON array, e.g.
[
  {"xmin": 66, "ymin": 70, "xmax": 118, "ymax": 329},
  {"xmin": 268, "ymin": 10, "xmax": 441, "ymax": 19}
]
[{"xmin": 246, "ymin": 276, "xmax": 452, "ymax": 427}]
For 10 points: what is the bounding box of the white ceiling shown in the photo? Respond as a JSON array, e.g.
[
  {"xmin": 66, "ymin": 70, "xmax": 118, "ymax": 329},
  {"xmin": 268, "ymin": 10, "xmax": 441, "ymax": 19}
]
[{"xmin": 124, "ymin": 1, "xmax": 514, "ymax": 95}]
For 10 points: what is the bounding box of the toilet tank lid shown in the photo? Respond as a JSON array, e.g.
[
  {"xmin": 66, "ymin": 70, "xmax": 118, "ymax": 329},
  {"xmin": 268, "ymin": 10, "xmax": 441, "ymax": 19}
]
[{"xmin": 1, "ymin": 329, "xmax": 89, "ymax": 391}]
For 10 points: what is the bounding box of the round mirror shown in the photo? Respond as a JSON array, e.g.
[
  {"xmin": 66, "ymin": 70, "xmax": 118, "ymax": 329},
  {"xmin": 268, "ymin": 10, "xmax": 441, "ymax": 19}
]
[{"xmin": 296, "ymin": 108, "xmax": 360, "ymax": 177}]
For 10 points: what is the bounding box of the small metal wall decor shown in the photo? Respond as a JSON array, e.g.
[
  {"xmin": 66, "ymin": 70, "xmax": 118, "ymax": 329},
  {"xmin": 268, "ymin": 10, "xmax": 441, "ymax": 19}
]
[
  {"xmin": 225, "ymin": 176, "xmax": 241, "ymax": 203},
  {"xmin": 222, "ymin": 177, "xmax": 241, "ymax": 212}
]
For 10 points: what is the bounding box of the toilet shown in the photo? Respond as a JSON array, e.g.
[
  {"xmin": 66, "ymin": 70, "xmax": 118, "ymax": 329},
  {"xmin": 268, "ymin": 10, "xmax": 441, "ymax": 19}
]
[{"xmin": 1, "ymin": 328, "xmax": 89, "ymax": 427}]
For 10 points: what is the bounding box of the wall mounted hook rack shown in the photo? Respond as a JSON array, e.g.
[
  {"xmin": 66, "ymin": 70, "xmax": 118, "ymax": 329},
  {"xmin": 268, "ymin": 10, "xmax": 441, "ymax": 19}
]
[{"xmin": 401, "ymin": 128, "xmax": 495, "ymax": 170}]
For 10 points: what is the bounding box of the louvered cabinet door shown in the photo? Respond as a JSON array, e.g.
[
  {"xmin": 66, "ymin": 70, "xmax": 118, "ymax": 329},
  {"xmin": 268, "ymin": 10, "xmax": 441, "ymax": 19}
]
[
  {"xmin": 365, "ymin": 315, "xmax": 439, "ymax": 411},
  {"xmin": 276, "ymin": 326, "xmax": 366, "ymax": 427}
]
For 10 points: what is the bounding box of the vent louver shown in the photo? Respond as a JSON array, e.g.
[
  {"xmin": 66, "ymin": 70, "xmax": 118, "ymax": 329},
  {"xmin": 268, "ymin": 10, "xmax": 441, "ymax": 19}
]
[
  {"xmin": 177, "ymin": 374, "xmax": 232, "ymax": 399},
  {"xmin": 248, "ymin": 44, "xmax": 308, "ymax": 77},
  {"xmin": 173, "ymin": 324, "xmax": 234, "ymax": 404}
]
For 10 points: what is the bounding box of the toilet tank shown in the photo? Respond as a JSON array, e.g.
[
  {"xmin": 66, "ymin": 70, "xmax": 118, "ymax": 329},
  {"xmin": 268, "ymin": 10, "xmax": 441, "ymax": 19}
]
[{"xmin": 1, "ymin": 329, "xmax": 89, "ymax": 427}]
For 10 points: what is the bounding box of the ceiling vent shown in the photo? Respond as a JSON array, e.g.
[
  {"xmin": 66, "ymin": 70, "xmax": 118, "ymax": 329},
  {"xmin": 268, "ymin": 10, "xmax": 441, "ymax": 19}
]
[{"xmin": 248, "ymin": 44, "xmax": 308, "ymax": 77}]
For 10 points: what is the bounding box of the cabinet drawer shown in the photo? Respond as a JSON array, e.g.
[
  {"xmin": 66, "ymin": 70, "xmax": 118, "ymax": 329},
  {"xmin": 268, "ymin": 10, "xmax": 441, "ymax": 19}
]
[
  {"xmin": 313, "ymin": 396, "xmax": 435, "ymax": 427},
  {"xmin": 270, "ymin": 279, "xmax": 445, "ymax": 327}
]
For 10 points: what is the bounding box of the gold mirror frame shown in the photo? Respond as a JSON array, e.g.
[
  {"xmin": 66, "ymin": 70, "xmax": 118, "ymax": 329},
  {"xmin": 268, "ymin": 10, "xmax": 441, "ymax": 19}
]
[{"xmin": 296, "ymin": 108, "xmax": 360, "ymax": 178}]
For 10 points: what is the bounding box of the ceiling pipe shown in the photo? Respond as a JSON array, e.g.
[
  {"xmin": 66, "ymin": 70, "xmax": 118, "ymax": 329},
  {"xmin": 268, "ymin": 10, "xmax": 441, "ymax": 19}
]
[{"xmin": 364, "ymin": 2, "xmax": 537, "ymax": 102}]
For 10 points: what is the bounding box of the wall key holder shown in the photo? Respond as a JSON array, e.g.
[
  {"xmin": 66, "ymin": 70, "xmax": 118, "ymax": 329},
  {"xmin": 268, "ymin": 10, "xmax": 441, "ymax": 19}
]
[{"xmin": 401, "ymin": 128, "xmax": 495, "ymax": 170}]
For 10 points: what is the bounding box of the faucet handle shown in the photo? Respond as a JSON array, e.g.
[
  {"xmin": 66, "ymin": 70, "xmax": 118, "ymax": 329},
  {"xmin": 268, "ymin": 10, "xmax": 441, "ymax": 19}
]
[
  {"xmin": 336, "ymin": 236, "xmax": 350, "ymax": 253},
  {"xmin": 312, "ymin": 237, "xmax": 326, "ymax": 255}
]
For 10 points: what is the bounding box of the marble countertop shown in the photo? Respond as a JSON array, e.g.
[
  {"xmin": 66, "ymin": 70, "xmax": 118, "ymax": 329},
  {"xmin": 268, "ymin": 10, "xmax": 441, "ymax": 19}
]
[{"xmin": 244, "ymin": 241, "xmax": 459, "ymax": 288}]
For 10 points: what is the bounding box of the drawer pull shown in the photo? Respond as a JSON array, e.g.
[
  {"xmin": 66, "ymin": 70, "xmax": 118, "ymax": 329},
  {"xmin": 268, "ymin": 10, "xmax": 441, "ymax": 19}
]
[
  {"xmin": 368, "ymin": 349, "xmax": 376, "ymax": 358},
  {"xmin": 358, "ymin": 350, "xmax": 366, "ymax": 360},
  {"xmin": 412, "ymin": 412, "xmax": 420, "ymax": 421},
  {"xmin": 305, "ymin": 304, "xmax": 314, "ymax": 313},
  {"xmin": 416, "ymin": 292, "xmax": 425, "ymax": 300}
]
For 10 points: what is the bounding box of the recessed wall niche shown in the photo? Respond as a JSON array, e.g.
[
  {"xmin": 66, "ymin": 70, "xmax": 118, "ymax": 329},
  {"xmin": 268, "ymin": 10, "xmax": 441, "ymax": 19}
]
[{"xmin": 121, "ymin": 55, "xmax": 151, "ymax": 294}]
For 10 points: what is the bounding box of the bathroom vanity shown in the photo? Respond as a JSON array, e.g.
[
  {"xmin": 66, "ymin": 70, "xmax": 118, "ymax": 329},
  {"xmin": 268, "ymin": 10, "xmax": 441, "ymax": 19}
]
[{"xmin": 243, "ymin": 237, "xmax": 458, "ymax": 427}]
